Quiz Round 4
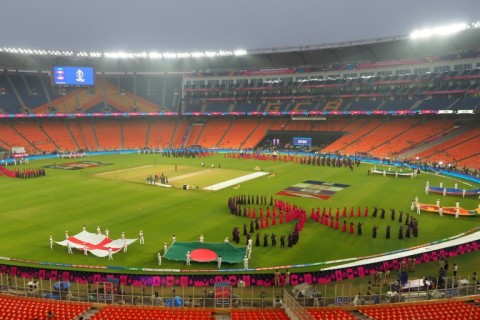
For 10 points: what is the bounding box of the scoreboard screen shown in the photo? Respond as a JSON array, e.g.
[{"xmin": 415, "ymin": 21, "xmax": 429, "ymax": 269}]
[
  {"xmin": 53, "ymin": 66, "xmax": 95, "ymax": 86},
  {"xmin": 293, "ymin": 137, "xmax": 312, "ymax": 146}
]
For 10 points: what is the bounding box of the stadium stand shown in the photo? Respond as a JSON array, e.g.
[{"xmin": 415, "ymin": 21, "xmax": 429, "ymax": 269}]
[
  {"xmin": 0, "ymin": 71, "xmax": 23, "ymax": 114},
  {"xmin": 67, "ymin": 119, "xmax": 89, "ymax": 151},
  {"xmin": 78, "ymin": 119, "xmax": 99, "ymax": 151},
  {"xmin": 232, "ymin": 102, "xmax": 260, "ymax": 113},
  {"xmin": 241, "ymin": 118, "xmax": 276, "ymax": 149},
  {"xmin": 231, "ymin": 309, "xmax": 290, "ymax": 320},
  {"xmin": 147, "ymin": 118, "xmax": 177, "ymax": 149},
  {"xmin": 307, "ymin": 308, "xmax": 356, "ymax": 320},
  {"xmin": 41, "ymin": 120, "xmax": 78, "ymax": 152},
  {"xmin": 363, "ymin": 119, "xmax": 419, "ymax": 157},
  {"xmin": 217, "ymin": 118, "xmax": 260, "ymax": 149},
  {"xmin": 184, "ymin": 123, "xmax": 204, "ymax": 147},
  {"xmin": 322, "ymin": 119, "xmax": 383, "ymax": 154},
  {"xmin": 91, "ymin": 305, "xmax": 213, "ymax": 320},
  {"xmin": 0, "ymin": 295, "xmax": 91, "ymax": 320},
  {"xmin": 283, "ymin": 120, "xmax": 316, "ymax": 131},
  {"xmin": 196, "ymin": 118, "xmax": 231, "ymax": 148},
  {"xmin": 359, "ymin": 301, "xmax": 480, "ymax": 320},
  {"xmin": 93, "ymin": 119, "xmax": 122, "ymax": 150},
  {"xmin": 314, "ymin": 118, "xmax": 362, "ymax": 133},
  {"xmin": 10, "ymin": 121, "xmax": 57, "ymax": 153},
  {"xmin": 0, "ymin": 122, "xmax": 32, "ymax": 152},
  {"xmin": 122, "ymin": 118, "xmax": 149, "ymax": 149},
  {"xmin": 9, "ymin": 73, "xmax": 48, "ymax": 110},
  {"xmin": 170, "ymin": 118, "xmax": 190, "ymax": 148},
  {"xmin": 373, "ymin": 119, "xmax": 454, "ymax": 157},
  {"xmin": 413, "ymin": 126, "xmax": 480, "ymax": 166}
]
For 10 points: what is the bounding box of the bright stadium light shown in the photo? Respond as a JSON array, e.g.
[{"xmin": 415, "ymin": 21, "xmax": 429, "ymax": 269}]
[
  {"xmin": 177, "ymin": 52, "xmax": 191, "ymax": 58},
  {"xmin": 234, "ymin": 49, "xmax": 247, "ymax": 56},
  {"xmin": 410, "ymin": 23, "xmax": 468, "ymax": 39},
  {"xmin": 0, "ymin": 46, "xmax": 249, "ymax": 59},
  {"xmin": 148, "ymin": 51, "xmax": 162, "ymax": 58},
  {"xmin": 89, "ymin": 52, "xmax": 103, "ymax": 58},
  {"xmin": 191, "ymin": 52, "xmax": 205, "ymax": 58},
  {"xmin": 162, "ymin": 52, "xmax": 178, "ymax": 59}
]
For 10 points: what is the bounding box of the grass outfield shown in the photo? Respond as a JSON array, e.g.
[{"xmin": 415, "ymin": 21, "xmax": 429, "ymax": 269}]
[{"xmin": 1, "ymin": 153, "xmax": 479, "ymax": 274}]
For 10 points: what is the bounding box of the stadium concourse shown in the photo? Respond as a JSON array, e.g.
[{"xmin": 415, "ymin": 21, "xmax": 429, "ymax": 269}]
[{"xmin": 0, "ymin": 24, "xmax": 480, "ymax": 319}]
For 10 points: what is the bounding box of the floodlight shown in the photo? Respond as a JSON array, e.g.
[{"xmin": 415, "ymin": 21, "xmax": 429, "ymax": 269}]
[
  {"xmin": 148, "ymin": 52, "xmax": 161, "ymax": 58},
  {"xmin": 191, "ymin": 52, "xmax": 205, "ymax": 58},
  {"xmin": 234, "ymin": 50, "xmax": 247, "ymax": 56},
  {"xmin": 410, "ymin": 23, "xmax": 468, "ymax": 39},
  {"xmin": 162, "ymin": 52, "xmax": 177, "ymax": 59}
]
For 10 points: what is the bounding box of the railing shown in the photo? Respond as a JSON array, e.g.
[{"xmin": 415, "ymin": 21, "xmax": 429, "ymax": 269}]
[
  {"xmin": 1, "ymin": 272, "xmax": 478, "ymax": 309},
  {"xmin": 282, "ymin": 289, "xmax": 315, "ymax": 320}
]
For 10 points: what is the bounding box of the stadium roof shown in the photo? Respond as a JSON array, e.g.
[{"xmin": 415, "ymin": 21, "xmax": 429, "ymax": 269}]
[{"xmin": 1, "ymin": 28, "xmax": 479, "ymax": 73}]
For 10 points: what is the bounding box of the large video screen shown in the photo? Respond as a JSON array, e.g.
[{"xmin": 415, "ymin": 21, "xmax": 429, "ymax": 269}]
[
  {"xmin": 52, "ymin": 66, "xmax": 95, "ymax": 86},
  {"xmin": 293, "ymin": 137, "xmax": 312, "ymax": 146}
]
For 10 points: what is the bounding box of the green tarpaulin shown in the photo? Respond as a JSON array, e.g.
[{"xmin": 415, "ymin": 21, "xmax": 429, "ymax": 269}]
[{"xmin": 163, "ymin": 241, "xmax": 247, "ymax": 264}]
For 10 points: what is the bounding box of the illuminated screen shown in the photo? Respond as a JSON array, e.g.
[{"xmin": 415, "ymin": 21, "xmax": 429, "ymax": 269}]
[
  {"xmin": 53, "ymin": 66, "xmax": 95, "ymax": 86},
  {"xmin": 293, "ymin": 137, "xmax": 312, "ymax": 146}
]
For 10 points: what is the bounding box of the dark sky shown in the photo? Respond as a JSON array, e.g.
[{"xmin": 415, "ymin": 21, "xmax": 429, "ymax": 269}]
[{"xmin": 2, "ymin": 0, "xmax": 479, "ymax": 52}]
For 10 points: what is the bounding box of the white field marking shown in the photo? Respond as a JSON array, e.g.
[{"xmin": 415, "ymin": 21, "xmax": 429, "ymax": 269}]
[
  {"xmin": 203, "ymin": 172, "xmax": 271, "ymax": 191},
  {"xmin": 424, "ymin": 171, "xmax": 476, "ymax": 188},
  {"xmin": 95, "ymin": 165, "xmax": 154, "ymax": 176}
]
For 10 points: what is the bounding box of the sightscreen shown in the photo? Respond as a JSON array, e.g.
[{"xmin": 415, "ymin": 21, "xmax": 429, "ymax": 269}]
[{"xmin": 52, "ymin": 66, "xmax": 95, "ymax": 86}]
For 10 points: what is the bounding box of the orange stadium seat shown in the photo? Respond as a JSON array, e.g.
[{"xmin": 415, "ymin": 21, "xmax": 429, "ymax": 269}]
[
  {"xmin": 196, "ymin": 118, "xmax": 231, "ymax": 148},
  {"xmin": 217, "ymin": 118, "xmax": 260, "ymax": 149}
]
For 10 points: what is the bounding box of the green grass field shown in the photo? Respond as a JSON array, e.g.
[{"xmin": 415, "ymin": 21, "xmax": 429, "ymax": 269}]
[{"xmin": 1, "ymin": 153, "xmax": 479, "ymax": 275}]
